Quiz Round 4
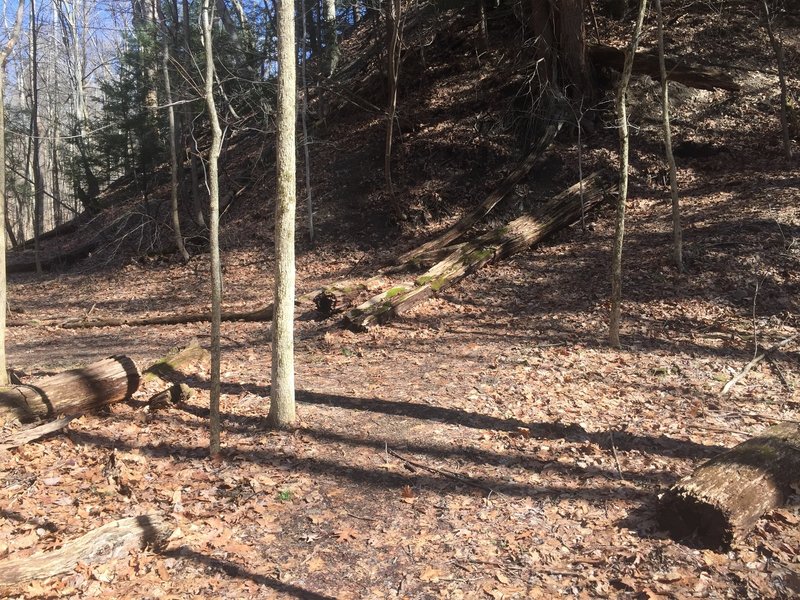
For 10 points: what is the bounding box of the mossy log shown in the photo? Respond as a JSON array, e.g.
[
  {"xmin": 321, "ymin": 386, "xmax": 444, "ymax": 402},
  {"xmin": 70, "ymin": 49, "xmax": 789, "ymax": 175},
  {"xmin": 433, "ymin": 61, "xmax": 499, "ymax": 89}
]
[
  {"xmin": 396, "ymin": 123, "xmax": 561, "ymax": 266},
  {"xmin": 658, "ymin": 422, "xmax": 800, "ymax": 549},
  {"xmin": 0, "ymin": 356, "xmax": 141, "ymax": 422},
  {"xmin": 0, "ymin": 513, "xmax": 171, "ymax": 587},
  {"xmin": 589, "ymin": 44, "xmax": 740, "ymax": 91},
  {"xmin": 345, "ymin": 171, "xmax": 612, "ymax": 330}
]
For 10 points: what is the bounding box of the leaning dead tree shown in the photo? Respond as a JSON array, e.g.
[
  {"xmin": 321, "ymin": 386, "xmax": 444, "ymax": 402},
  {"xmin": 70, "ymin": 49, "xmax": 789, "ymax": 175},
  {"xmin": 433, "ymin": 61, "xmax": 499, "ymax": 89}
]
[
  {"xmin": 396, "ymin": 122, "xmax": 562, "ymax": 266},
  {"xmin": 345, "ymin": 172, "xmax": 612, "ymax": 330},
  {"xmin": 659, "ymin": 422, "xmax": 800, "ymax": 549}
]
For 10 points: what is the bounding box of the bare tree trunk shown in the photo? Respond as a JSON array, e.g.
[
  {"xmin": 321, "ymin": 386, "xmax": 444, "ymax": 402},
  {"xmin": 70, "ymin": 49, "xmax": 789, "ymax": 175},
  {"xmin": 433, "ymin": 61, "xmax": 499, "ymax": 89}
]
[
  {"xmin": 654, "ymin": 0, "xmax": 681, "ymax": 272},
  {"xmin": 384, "ymin": 0, "xmax": 401, "ymax": 199},
  {"xmin": 609, "ymin": 0, "xmax": 648, "ymax": 348},
  {"xmin": 300, "ymin": 0, "xmax": 315, "ymax": 244},
  {"xmin": 202, "ymin": 0, "xmax": 224, "ymax": 456},
  {"xmin": 160, "ymin": 9, "xmax": 190, "ymax": 262},
  {"xmin": 762, "ymin": 0, "xmax": 792, "ymax": 161},
  {"xmin": 181, "ymin": 0, "xmax": 204, "ymax": 228},
  {"xmin": 269, "ymin": 0, "xmax": 297, "ymax": 429},
  {"xmin": 0, "ymin": 0, "xmax": 24, "ymax": 387},
  {"xmin": 323, "ymin": 0, "xmax": 339, "ymax": 75},
  {"xmin": 30, "ymin": 0, "xmax": 45, "ymax": 275}
]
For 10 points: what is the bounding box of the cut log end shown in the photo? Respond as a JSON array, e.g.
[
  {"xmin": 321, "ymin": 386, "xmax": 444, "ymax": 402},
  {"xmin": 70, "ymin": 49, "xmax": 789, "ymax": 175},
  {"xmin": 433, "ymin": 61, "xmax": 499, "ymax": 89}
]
[{"xmin": 657, "ymin": 422, "xmax": 800, "ymax": 549}]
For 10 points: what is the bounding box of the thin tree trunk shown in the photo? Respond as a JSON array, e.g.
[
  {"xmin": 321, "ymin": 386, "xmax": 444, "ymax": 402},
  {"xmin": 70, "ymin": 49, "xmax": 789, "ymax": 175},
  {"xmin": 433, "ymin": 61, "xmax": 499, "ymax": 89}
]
[
  {"xmin": 323, "ymin": 0, "xmax": 339, "ymax": 75},
  {"xmin": 300, "ymin": 0, "xmax": 315, "ymax": 244},
  {"xmin": 202, "ymin": 0, "xmax": 224, "ymax": 456},
  {"xmin": 268, "ymin": 0, "xmax": 297, "ymax": 429},
  {"xmin": 30, "ymin": 0, "xmax": 45, "ymax": 275},
  {"xmin": 0, "ymin": 0, "xmax": 24, "ymax": 387},
  {"xmin": 384, "ymin": 0, "xmax": 401, "ymax": 200},
  {"xmin": 762, "ymin": 0, "xmax": 792, "ymax": 161},
  {"xmin": 609, "ymin": 0, "xmax": 648, "ymax": 348},
  {"xmin": 161, "ymin": 10, "xmax": 190, "ymax": 262},
  {"xmin": 654, "ymin": 0, "xmax": 681, "ymax": 272}
]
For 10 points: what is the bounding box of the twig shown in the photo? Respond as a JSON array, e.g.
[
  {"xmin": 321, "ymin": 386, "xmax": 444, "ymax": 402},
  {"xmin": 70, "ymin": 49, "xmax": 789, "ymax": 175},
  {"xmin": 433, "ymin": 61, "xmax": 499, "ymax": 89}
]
[
  {"xmin": 767, "ymin": 355, "xmax": 793, "ymax": 392},
  {"xmin": 386, "ymin": 448, "xmax": 497, "ymax": 494},
  {"xmin": 721, "ymin": 333, "xmax": 798, "ymax": 395},
  {"xmin": 346, "ymin": 511, "xmax": 379, "ymax": 522},
  {"xmin": 609, "ymin": 432, "xmax": 625, "ymax": 481}
]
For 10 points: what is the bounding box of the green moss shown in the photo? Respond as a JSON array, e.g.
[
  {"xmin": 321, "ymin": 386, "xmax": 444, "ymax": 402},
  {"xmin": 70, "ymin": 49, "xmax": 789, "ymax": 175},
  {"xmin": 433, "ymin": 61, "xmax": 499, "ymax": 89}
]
[
  {"xmin": 416, "ymin": 275, "xmax": 433, "ymax": 286},
  {"xmin": 464, "ymin": 247, "xmax": 494, "ymax": 263},
  {"xmin": 385, "ymin": 286, "xmax": 408, "ymax": 299},
  {"xmin": 429, "ymin": 276, "xmax": 449, "ymax": 291}
]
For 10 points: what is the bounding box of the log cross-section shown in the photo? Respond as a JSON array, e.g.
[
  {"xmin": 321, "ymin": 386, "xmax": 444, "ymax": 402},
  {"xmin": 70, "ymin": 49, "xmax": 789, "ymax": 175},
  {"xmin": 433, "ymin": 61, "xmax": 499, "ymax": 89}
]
[
  {"xmin": 0, "ymin": 356, "xmax": 141, "ymax": 422},
  {"xmin": 344, "ymin": 171, "xmax": 612, "ymax": 330},
  {"xmin": 658, "ymin": 422, "xmax": 800, "ymax": 548}
]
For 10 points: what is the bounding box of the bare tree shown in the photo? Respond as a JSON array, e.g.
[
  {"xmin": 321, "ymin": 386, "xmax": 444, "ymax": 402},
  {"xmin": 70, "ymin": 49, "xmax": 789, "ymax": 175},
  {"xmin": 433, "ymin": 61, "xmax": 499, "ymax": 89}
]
[
  {"xmin": 202, "ymin": 0, "xmax": 224, "ymax": 456},
  {"xmin": 0, "ymin": 0, "xmax": 25, "ymax": 386},
  {"xmin": 609, "ymin": 0, "xmax": 648, "ymax": 348},
  {"xmin": 384, "ymin": 0, "xmax": 401, "ymax": 199},
  {"xmin": 30, "ymin": 0, "xmax": 46, "ymax": 274},
  {"xmin": 762, "ymin": 0, "xmax": 792, "ymax": 161},
  {"xmin": 159, "ymin": 6, "xmax": 190, "ymax": 262},
  {"xmin": 268, "ymin": 0, "xmax": 298, "ymax": 429},
  {"xmin": 300, "ymin": 0, "xmax": 315, "ymax": 244},
  {"xmin": 654, "ymin": 0, "xmax": 681, "ymax": 272}
]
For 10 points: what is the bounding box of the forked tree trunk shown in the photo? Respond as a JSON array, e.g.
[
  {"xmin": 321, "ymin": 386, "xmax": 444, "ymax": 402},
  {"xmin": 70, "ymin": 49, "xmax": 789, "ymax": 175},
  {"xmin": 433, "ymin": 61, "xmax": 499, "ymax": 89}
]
[
  {"xmin": 0, "ymin": 356, "xmax": 141, "ymax": 422},
  {"xmin": 345, "ymin": 172, "xmax": 612, "ymax": 330},
  {"xmin": 659, "ymin": 422, "xmax": 800, "ymax": 549}
]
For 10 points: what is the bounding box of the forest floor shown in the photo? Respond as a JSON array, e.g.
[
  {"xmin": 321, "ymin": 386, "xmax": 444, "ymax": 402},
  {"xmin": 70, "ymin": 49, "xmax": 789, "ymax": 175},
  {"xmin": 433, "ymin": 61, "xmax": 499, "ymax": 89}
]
[{"xmin": 2, "ymin": 2, "xmax": 800, "ymax": 599}]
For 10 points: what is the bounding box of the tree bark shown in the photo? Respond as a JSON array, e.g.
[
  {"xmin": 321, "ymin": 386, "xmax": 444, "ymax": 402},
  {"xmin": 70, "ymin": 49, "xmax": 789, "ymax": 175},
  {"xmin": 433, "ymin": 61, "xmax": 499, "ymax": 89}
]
[
  {"xmin": 658, "ymin": 422, "xmax": 800, "ymax": 549},
  {"xmin": 30, "ymin": 0, "xmax": 45, "ymax": 275},
  {"xmin": 0, "ymin": 514, "xmax": 171, "ymax": 586},
  {"xmin": 761, "ymin": 0, "xmax": 792, "ymax": 160},
  {"xmin": 0, "ymin": 356, "xmax": 141, "ymax": 422},
  {"xmin": 396, "ymin": 122, "xmax": 561, "ymax": 266},
  {"xmin": 345, "ymin": 172, "xmax": 612, "ymax": 330},
  {"xmin": 269, "ymin": 0, "xmax": 298, "ymax": 429},
  {"xmin": 0, "ymin": 415, "xmax": 76, "ymax": 450}
]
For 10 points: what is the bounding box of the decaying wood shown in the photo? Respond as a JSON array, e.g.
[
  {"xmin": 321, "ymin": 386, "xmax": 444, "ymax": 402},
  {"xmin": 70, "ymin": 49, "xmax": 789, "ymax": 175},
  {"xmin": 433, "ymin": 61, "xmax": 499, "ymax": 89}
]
[
  {"xmin": 0, "ymin": 416, "xmax": 76, "ymax": 450},
  {"xmin": 147, "ymin": 383, "xmax": 194, "ymax": 410},
  {"xmin": 0, "ymin": 356, "xmax": 141, "ymax": 422},
  {"xmin": 589, "ymin": 44, "xmax": 740, "ymax": 91},
  {"xmin": 396, "ymin": 123, "xmax": 561, "ymax": 266},
  {"xmin": 345, "ymin": 172, "xmax": 612, "ymax": 330},
  {"xmin": 721, "ymin": 333, "xmax": 797, "ymax": 395},
  {"xmin": 142, "ymin": 342, "xmax": 211, "ymax": 385},
  {"xmin": 7, "ymin": 280, "xmax": 374, "ymax": 329},
  {"xmin": 7, "ymin": 241, "xmax": 98, "ymax": 274},
  {"xmin": 312, "ymin": 280, "xmax": 385, "ymax": 317},
  {"xmin": 0, "ymin": 513, "xmax": 171, "ymax": 586},
  {"xmin": 658, "ymin": 422, "xmax": 800, "ymax": 549}
]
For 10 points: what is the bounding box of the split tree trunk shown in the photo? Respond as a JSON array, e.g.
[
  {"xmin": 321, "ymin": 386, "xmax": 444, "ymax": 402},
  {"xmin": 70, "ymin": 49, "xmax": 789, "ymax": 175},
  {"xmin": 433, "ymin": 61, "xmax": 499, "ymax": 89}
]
[
  {"xmin": 0, "ymin": 356, "xmax": 141, "ymax": 422},
  {"xmin": 658, "ymin": 422, "xmax": 800, "ymax": 549},
  {"xmin": 397, "ymin": 122, "xmax": 561, "ymax": 266},
  {"xmin": 345, "ymin": 172, "xmax": 612, "ymax": 330}
]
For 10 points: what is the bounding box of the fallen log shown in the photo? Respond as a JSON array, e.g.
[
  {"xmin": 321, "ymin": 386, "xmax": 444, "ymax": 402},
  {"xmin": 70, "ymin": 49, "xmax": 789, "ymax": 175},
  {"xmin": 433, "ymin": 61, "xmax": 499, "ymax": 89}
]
[
  {"xmin": 589, "ymin": 44, "xmax": 740, "ymax": 91},
  {"xmin": 658, "ymin": 422, "xmax": 800, "ymax": 549},
  {"xmin": 7, "ymin": 241, "xmax": 99, "ymax": 274},
  {"xmin": 0, "ymin": 513, "xmax": 171, "ymax": 587},
  {"xmin": 396, "ymin": 122, "xmax": 561, "ymax": 266},
  {"xmin": 7, "ymin": 280, "xmax": 374, "ymax": 329},
  {"xmin": 0, "ymin": 356, "xmax": 141, "ymax": 422},
  {"xmin": 345, "ymin": 171, "xmax": 612, "ymax": 330}
]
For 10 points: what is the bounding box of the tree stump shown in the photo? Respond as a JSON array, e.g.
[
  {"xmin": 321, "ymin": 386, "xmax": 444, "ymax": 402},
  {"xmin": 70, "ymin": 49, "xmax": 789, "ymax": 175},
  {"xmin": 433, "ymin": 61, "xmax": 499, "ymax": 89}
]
[{"xmin": 658, "ymin": 422, "xmax": 800, "ymax": 548}]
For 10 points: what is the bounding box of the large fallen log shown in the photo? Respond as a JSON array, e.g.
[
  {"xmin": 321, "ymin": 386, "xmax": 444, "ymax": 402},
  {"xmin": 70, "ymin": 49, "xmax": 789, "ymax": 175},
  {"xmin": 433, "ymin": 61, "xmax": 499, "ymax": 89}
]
[
  {"xmin": 396, "ymin": 122, "xmax": 562, "ymax": 266},
  {"xmin": 589, "ymin": 44, "xmax": 740, "ymax": 91},
  {"xmin": 7, "ymin": 241, "xmax": 99, "ymax": 274},
  {"xmin": 344, "ymin": 171, "xmax": 612, "ymax": 330},
  {"xmin": 0, "ymin": 356, "xmax": 141, "ymax": 422},
  {"xmin": 0, "ymin": 513, "xmax": 171, "ymax": 587},
  {"xmin": 658, "ymin": 422, "xmax": 800, "ymax": 549}
]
